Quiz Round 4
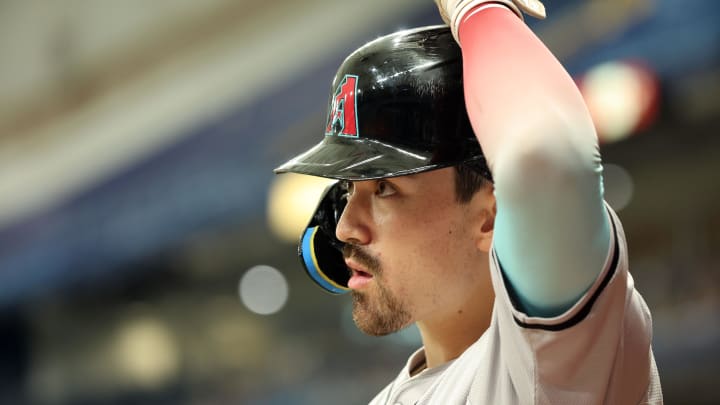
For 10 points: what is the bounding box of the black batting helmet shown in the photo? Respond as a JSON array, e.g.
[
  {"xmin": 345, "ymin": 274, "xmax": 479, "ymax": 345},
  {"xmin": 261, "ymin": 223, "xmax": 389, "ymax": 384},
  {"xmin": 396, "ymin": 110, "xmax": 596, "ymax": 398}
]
[{"xmin": 275, "ymin": 25, "xmax": 491, "ymax": 294}]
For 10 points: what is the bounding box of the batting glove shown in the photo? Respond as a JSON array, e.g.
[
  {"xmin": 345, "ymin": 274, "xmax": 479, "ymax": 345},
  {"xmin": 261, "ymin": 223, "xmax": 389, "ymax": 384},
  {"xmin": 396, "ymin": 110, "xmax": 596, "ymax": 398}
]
[{"xmin": 435, "ymin": 0, "xmax": 546, "ymax": 42}]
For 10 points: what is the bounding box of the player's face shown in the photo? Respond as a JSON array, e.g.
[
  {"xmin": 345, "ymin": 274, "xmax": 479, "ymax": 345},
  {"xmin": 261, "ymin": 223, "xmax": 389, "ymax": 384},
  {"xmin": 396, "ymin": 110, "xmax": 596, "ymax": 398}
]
[{"xmin": 336, "ymin": 167, "xmax": 494, "ymax": 336}]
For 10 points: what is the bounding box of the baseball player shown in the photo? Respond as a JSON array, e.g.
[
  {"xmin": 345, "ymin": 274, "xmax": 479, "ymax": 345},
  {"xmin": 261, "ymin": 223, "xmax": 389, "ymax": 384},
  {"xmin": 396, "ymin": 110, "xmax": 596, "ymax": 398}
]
[{"xmin": 275, "ymin": 1, "xmax": 663, "ymax": 403}]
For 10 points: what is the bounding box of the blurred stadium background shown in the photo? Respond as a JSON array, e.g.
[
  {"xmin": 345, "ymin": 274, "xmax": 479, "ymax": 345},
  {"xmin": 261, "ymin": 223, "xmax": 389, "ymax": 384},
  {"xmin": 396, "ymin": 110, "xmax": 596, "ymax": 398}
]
[{"xmin": 0, "ymin": 0, "xmax": 717, "ymax": 404}]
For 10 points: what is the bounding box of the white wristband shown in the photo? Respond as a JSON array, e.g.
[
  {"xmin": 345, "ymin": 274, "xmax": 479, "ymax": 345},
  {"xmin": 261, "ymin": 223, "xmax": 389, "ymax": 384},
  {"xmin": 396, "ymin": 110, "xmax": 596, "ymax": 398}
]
[
  {"xmin": 444, "ymin": 0, "xmax": 547, "ymax": 44},
  {"xmin": 449, "ymin": 1, "xmax": 522, "ymax": 44}
]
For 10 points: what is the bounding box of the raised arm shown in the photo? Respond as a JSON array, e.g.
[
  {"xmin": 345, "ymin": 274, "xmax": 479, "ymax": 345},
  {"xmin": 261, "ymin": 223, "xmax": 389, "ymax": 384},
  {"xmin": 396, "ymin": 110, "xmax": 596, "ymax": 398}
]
[{"xmin": 455, "ymin": 3, "xmax": 611, "ymax": 316}]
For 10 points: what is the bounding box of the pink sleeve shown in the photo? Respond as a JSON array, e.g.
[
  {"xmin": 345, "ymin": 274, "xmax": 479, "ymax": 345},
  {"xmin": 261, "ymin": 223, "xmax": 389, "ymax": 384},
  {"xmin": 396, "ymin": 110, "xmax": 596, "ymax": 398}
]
[{"xmin": 457, "ymin": 6, "xmax": 611, "ymax": 315}]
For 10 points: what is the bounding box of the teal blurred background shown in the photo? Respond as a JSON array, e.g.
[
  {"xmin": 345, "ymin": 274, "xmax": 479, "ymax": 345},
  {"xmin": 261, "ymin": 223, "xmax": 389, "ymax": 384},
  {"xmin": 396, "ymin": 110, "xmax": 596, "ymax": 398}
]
[{"xmin": 0, "ymin": 0, "xmax": 718, "ymax": 404}]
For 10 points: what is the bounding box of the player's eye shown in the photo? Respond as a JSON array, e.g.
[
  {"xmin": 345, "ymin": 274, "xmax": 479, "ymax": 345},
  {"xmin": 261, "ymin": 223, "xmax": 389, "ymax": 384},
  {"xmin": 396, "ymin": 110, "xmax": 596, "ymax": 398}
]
[
  {"xmin": 375, "ymin": 180, "xmax": 397, "ymax": 197},
  {"xmin": 340, "ymin": 180, "xmax": 354, "ymax": 197}
]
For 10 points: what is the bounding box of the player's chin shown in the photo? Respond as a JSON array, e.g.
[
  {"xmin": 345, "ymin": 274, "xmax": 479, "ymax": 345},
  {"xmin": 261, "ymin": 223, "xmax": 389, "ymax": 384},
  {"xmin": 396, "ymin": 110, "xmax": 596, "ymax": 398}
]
[
  {"xmin": 351, "ymin": 295, "xmax": 413, "ymax": 336},
  {"xmin": 353, "ymin": 314, "xmax": 405, "ymax": 337}
]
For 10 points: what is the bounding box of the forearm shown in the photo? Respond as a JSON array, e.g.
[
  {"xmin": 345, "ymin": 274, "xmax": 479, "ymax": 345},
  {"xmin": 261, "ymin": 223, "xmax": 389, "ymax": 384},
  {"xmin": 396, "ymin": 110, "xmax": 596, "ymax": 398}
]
[
  {"xmin": 459, "ymin": 5, "xmax": 610, "ymax": 316},
  {"xmin": 458, "ymin": 5, "xmax": 595, "ymax": 169}
]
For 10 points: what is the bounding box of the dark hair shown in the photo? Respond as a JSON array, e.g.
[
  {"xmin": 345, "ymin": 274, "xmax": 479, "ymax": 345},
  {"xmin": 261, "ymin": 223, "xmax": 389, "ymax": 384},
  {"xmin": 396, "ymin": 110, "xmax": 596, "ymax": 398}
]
[{"xmin": 454, "ymin": 161, "xmax": 492, "ymax": 203}]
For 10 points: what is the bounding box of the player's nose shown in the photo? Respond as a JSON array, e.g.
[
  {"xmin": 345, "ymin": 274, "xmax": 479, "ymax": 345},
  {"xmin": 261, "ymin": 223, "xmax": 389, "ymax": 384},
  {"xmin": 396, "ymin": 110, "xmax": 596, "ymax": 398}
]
[{"xmin": 336, "ymin": 191, "xmax": 372, "ymax": 246}]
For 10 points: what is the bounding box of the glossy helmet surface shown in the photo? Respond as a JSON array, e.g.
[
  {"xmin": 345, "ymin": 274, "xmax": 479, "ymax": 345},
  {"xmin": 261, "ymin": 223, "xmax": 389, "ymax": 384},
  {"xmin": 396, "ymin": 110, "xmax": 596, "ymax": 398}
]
[
  {"xmin": 275, "ymin": 25, "xmax": 490, "ymax": 294},
  {"xmin": 275, "ymin": 25, "xmax": 490, "ymax": 180}
]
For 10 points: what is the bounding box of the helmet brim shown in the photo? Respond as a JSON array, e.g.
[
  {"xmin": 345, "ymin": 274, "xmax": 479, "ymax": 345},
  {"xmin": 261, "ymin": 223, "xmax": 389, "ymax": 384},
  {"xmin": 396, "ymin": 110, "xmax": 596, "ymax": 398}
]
[{"xmin": 274, "ymin": 136, "xmax": 449, "ymax": 181}]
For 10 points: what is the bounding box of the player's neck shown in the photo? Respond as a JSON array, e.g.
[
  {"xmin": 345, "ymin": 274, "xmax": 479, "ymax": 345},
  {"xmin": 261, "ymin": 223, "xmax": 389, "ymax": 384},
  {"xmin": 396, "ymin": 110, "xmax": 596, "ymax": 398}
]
[{"xmin": 416, "ymin": 290, "xmax": 494, "ymax": 369}]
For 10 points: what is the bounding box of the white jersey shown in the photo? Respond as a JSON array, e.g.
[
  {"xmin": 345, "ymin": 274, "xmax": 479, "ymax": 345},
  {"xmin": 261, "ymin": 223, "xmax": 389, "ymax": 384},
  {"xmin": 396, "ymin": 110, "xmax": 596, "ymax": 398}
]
[{"xmin": 369, "ymin": 206, "xmax": 663, "ymax": 405}]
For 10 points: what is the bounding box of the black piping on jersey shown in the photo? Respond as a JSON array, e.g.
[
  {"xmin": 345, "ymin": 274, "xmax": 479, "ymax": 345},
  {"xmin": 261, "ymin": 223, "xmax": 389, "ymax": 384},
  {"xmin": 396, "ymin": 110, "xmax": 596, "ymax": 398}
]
[{"xmin": 496, "ymin": 206, "xmax": 620, "ymax": 332}]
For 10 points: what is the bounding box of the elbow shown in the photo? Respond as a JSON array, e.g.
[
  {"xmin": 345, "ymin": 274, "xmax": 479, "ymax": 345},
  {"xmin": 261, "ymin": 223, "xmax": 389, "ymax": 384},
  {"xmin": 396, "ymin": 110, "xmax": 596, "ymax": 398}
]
[{"xmin": 492, "ymin": 114, "xmax": 602, "ymax": 199}]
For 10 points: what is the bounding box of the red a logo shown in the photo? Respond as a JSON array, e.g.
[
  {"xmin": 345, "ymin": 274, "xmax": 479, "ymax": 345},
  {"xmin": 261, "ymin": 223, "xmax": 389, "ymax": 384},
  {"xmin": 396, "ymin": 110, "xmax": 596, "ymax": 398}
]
[{"xmin": 325, "ymin": 74, "xmax": 359, "ymax": 137}]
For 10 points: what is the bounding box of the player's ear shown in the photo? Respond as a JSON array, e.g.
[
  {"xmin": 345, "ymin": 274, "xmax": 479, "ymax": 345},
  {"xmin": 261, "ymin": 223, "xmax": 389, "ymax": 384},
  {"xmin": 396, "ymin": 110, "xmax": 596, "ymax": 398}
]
[{"xmin": 472, "ymin": 186, "xmax": 495, "ymax": 253}]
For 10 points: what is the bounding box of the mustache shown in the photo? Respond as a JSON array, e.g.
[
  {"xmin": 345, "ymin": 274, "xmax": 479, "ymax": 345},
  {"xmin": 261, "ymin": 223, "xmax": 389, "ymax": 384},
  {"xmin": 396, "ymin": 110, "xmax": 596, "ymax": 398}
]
[{"xmin": 342, "ymin": 244, "xmax": 382, "ymax": 276}]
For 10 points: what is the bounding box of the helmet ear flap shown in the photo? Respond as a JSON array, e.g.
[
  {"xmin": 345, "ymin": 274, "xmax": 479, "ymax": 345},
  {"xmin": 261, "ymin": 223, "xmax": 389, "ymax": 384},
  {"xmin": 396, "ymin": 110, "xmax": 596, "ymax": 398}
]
[{"xmin": 298, "ymin": 182, "xmax": 350, "ymax": 294}]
